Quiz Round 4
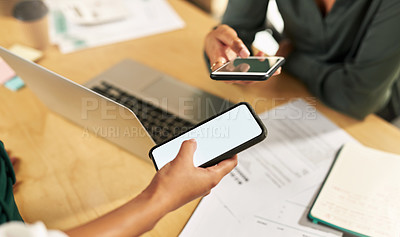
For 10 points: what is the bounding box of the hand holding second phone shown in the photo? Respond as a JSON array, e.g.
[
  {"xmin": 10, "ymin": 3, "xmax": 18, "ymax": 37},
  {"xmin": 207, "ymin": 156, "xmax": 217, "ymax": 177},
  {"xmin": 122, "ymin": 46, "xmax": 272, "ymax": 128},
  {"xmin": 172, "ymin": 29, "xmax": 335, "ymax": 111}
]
[
  {"xmin": 146, "ymin": 139, "xmax": 238, "ymax": 213},
  {"xmin": 205, "ymin": 24, "xmax": 281, "ymax": 85},
  {"xmin": 205, "ymin": 24, "xmax": 250, "ymax": 72}
]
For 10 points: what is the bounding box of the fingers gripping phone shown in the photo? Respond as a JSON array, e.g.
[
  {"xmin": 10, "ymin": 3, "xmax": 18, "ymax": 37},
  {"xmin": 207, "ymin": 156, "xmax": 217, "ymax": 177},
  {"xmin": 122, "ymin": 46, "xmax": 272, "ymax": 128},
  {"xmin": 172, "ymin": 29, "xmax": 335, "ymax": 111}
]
[
  {"xmin": 210, "ymin": 56, "xmax": 285, "ymax": 81},
  {"xmin": 149, "ymin": 102, "xmax": 267, "ymax": 170}
]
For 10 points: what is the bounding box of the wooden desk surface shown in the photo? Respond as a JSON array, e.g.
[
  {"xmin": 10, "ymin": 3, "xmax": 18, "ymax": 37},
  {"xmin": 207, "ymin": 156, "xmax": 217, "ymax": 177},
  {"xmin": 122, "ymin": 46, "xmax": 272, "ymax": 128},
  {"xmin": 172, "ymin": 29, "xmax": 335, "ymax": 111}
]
[{"xmin": 1, "ymin": 1, "xmax": 400, "ymax": 236}]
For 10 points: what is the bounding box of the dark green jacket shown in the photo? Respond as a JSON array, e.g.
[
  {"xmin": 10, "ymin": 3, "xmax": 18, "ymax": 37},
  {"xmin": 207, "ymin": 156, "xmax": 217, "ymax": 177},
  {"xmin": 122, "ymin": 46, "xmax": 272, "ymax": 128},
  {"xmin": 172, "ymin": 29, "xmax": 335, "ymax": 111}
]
[
  {"xmin": 222, "ymin": 0, "xmax": 400, "ymax": 120},
  {"xmin": 0, "ymin": 141, "xmax": 23, "ymax": 223}
]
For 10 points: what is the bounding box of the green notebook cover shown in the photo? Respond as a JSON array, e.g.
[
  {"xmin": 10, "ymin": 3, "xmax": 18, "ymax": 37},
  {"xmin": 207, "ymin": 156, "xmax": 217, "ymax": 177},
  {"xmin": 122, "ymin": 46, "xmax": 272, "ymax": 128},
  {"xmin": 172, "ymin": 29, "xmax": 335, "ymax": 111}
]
[{"xmin": 308, "ymin": 143, "xmax": 400, "ymax": 237}]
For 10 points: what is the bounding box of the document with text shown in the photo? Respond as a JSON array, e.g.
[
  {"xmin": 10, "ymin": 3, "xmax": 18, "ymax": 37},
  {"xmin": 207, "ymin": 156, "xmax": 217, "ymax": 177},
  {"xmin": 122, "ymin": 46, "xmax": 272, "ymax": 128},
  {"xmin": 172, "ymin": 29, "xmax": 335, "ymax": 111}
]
[
  {"xmin": 180, "ymin": 99, "xmax": 358, "ymax": 237},
  {"xmin": 309, "ymin": 142, "xmax": 400, "ymax": 237},
  {"xmin": 47, "ymin": 0, "xmax": 185, "ymax": 53}
]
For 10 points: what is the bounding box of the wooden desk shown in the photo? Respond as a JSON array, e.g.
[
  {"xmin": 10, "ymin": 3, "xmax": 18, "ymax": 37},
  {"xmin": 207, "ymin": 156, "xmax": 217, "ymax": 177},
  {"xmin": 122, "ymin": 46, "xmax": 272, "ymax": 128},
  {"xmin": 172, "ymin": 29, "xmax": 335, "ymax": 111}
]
[{"xmin": 1, "ymin": 1, "xmax": 400, "ymax": 236}]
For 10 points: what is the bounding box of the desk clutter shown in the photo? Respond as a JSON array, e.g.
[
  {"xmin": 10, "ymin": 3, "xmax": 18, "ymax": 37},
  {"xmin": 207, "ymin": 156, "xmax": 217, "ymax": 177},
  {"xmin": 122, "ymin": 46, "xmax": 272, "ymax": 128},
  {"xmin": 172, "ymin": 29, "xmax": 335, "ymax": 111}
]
[
  {"xmin": 4, "ymin": 0, "xmax": 184, "ymax": 54},
  {"xmin": 45, "ymin": 0, "xmax": 185, "ymax": 53},
  {"xmin": 181, "ymin": 99, "xmax": 351, "ymax": 237},
  {"xmin": 180, "ymin": 99, "xmax": 400, "ymax": 237}
]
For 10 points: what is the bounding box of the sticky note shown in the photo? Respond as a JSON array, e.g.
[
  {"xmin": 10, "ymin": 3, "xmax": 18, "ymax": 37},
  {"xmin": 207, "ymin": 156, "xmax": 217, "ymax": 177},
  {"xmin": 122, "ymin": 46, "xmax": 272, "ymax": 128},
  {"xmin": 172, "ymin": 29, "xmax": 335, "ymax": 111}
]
[
  {"xmin": 4, "ymin": 76, "xmax": 25, "ymax": 91},
  {"xmin": 0, "ymin": 57, "xmax": 16, "ymax": 85},
  {"xmin": 9, "ymin": 44, "xmax": 43, "ymax": 62}
]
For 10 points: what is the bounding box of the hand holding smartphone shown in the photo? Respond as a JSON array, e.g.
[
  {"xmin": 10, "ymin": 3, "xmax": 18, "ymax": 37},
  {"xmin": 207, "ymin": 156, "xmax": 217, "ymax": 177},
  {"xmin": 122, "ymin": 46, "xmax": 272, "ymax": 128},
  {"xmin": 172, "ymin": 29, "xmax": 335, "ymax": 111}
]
[
  {"xmin": 210, "ymin": 56, "xmax": 285, "ymax": 81},
  {"xmin": 149, "ymin": 102, "xmax": 267, "ymax": 170}
]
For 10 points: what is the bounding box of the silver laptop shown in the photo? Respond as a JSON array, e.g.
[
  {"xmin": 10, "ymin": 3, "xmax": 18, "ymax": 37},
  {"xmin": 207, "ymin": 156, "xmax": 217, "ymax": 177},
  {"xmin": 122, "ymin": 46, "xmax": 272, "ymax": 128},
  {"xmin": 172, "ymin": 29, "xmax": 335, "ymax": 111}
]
[{"xmin": 0, "ymin": 47, "xmax": 232, "ymax": 161}]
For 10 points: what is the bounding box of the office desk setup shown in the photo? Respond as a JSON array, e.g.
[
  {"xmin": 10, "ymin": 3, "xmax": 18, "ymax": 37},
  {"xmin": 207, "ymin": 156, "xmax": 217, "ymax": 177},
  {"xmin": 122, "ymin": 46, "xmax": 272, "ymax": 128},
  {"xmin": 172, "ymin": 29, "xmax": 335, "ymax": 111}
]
[{"xmin": 1, "ymin": 0, "xmax": 400, "ymax": 236}]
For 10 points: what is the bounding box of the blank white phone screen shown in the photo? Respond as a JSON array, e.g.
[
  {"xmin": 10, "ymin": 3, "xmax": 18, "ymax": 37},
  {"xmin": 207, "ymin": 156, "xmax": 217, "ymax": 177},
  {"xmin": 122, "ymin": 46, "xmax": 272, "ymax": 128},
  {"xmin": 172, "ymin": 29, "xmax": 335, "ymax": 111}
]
[{"xmin": 151, "ymin": 104, "xmax": 263, "ymax": 169}]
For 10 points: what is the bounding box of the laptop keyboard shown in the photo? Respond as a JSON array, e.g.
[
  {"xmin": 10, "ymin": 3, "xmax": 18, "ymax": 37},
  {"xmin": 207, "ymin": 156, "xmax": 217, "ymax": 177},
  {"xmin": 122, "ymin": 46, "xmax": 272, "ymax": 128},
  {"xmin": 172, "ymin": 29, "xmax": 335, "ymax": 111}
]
[{"xmin": 91, "ymin": 82, "xmax": 195, "ymax": 144}]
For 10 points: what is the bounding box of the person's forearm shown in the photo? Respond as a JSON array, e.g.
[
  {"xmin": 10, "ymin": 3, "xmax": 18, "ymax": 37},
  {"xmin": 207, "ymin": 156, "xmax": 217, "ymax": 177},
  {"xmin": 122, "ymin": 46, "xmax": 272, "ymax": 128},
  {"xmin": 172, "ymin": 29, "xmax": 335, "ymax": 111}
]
[
  {"xmin": 65, "ymin": 140, "xmax": 237, "ymax": 237},
  {"xmin": 66, "ymin": 186, "xmax": 171, "ymax": 237},
  {"xmin": 284, "ymin": 50, "xmax": 399, "ymax": 120}
]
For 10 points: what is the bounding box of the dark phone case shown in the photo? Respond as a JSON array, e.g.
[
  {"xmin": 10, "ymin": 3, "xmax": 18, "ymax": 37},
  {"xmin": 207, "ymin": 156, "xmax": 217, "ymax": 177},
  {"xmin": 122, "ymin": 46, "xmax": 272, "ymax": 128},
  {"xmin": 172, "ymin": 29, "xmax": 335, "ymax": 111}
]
[
  {"xmin": 149, "ymin": 102, "xmax": 267, "ymax": 171},
  {"xmin": 210, "ymin": 58, "xmax": 285, "ymax": 81}
]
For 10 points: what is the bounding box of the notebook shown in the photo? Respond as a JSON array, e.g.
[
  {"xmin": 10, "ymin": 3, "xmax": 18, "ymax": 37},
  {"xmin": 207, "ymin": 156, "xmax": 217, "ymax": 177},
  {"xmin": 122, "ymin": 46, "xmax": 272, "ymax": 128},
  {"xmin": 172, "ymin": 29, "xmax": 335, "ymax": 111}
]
[{"xmin": 309, "ymin": 143, "xmax": 400, "ymax": 237}]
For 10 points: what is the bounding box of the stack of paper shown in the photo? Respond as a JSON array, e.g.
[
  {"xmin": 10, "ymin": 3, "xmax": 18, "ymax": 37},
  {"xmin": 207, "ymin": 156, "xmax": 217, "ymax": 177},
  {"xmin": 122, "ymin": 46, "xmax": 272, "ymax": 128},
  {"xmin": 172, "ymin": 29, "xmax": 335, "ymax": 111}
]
[
  {"xmin": 180, "ymin": 99, "xmax": 359, "ymax": 237},
  {"xmin": 46, "ymin": 0, "xmax": 185, "ymax": 54}
]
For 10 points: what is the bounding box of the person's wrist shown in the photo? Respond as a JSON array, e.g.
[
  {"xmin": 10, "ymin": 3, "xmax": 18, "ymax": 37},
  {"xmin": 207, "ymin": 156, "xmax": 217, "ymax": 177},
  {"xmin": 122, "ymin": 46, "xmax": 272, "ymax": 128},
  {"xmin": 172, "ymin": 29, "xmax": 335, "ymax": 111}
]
[{"xmin": 141, "ymin": 178, "xmax": 177, "ymax": 215}]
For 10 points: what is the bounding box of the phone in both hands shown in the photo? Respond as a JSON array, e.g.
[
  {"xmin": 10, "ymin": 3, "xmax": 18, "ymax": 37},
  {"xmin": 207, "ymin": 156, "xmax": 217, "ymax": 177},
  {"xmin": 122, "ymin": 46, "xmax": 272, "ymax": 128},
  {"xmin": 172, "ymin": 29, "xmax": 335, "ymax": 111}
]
[
  {"xmin": 210, "ymin": 56, "xmax": 285, "ymax": 81},
  {"xmin": 149, "ymin": 102, "xmax": 267, "ymax": 170}
]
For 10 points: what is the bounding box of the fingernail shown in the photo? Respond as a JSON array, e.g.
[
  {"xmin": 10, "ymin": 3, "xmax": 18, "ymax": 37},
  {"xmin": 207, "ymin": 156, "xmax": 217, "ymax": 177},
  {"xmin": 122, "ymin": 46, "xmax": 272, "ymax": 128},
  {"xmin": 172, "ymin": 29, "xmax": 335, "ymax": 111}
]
[
  {"xmin": 217, "ymin": 58, "xmax": 226, "ymax": 65},
  {"xmin": 239, "ymin": 48, "xmax": 250, "ymax": 58},
  {"xmin": 189, "ymin": 139, "xmax": 196, "ymax": 143}
]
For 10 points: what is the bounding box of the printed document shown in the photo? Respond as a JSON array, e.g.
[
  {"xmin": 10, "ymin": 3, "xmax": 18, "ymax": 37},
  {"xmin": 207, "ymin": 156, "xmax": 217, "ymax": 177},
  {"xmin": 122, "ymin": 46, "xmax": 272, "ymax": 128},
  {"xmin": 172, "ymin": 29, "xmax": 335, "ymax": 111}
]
[
  {"xmin": 47, "ymin": 0, "xmax": 185, "ymax": 53},
  {"xmin": 180, "ymin": 99, "xmax": 358, "ymax": 237}
]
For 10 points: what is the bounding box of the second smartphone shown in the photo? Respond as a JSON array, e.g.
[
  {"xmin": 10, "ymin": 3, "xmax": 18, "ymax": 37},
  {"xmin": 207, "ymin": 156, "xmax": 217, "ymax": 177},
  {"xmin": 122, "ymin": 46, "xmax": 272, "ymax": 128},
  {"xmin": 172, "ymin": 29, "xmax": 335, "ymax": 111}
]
[
  {"xmin": 210, "ymin": 56, "xmax": 285, "ymax": 81},
  {"xmin": 149, "ymin": 102, "xmax": 267, "ymax": 170}
]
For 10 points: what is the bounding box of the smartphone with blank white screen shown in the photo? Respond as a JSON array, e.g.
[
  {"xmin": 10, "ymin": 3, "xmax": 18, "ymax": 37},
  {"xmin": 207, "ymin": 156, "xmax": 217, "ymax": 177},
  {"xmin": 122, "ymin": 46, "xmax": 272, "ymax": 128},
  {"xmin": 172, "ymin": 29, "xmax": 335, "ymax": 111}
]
[
  {"xmin": 210, "ymin": 56, "xmax": 285, "ymax": 81},
  {"xmin": 149, "ymin": 102, "xmax": 267, "ymax": 170}
]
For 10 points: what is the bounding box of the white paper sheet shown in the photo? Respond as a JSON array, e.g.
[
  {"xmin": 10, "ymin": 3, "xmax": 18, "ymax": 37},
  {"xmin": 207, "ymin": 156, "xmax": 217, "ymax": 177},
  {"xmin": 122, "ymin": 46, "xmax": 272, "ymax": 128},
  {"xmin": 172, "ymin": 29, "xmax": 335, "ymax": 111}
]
[
  {"xmin": 47, "ymin": 0, "xmax": 185, "ymax": 53},
  {"xmin": 180, "ymin": 99, "xmax": 357, "ymax": 237}
]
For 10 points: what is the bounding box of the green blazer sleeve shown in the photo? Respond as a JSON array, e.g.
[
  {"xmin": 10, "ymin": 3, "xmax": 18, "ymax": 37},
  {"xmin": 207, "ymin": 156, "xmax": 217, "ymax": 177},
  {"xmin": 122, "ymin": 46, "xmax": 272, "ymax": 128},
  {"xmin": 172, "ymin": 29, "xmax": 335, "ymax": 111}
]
[
  {"xmin": 284, "ymin": 1, "xmax": 400, "ymax": 119},
  {"xmin": 222, "ymin": 0, "xmax": 269, "ymax": 53},
  {"xmin": 0, "ymin": 141, "xmax": 23, "ymax": 223}
]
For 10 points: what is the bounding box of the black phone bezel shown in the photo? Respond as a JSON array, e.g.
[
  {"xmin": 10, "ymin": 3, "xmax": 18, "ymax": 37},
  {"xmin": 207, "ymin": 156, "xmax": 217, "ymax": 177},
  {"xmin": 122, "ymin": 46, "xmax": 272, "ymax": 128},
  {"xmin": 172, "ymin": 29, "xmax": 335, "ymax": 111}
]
[
  {"xmin": 210, "ymin": 57, "xmax": 285, "ymax": 81},
  {"xmin": 149, "ymin": 102, "xmax": 267, "ymax": 171}
]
